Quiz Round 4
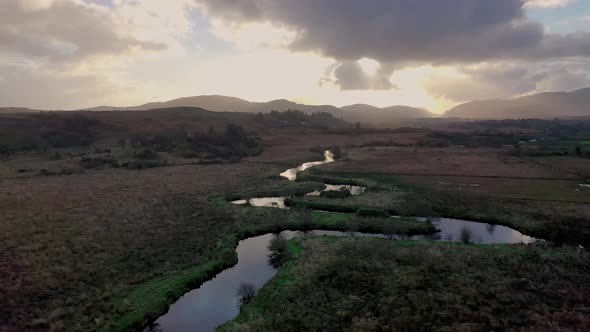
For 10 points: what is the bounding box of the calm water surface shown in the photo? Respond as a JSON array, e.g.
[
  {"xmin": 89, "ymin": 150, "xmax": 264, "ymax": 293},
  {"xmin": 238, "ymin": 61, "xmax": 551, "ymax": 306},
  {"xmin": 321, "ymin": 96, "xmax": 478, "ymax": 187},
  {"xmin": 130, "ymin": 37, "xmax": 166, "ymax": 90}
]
[{"xmin": 279, "ymin": 150, "xmax": 335, "ymax": 181}]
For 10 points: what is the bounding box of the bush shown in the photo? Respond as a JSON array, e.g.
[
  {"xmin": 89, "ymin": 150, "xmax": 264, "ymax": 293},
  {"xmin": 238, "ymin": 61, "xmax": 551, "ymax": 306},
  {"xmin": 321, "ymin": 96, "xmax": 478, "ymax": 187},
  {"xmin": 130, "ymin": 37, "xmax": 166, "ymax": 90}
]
[
  {"xmin": 459, "ymin": 226, "xmax": 473, "ymax": 244},
  {"xmin": 80, "ymin": 157, "xmax": 118, "ymax": 169},
  {"xmin": 134, "ymin": 149, "xmax": 160, "ymax": 160},
  {"xmin": 125, "ymin": 159, "xmax": 167, "ymax": 170},
  {"xmin": 356, "ymin": 208, "xmax": 390, "ymax": 218},
  {"xmin": 236, "ymin": 283, "xmax": 257, "ymax": 306},
  {"xmin": 319, "ymin": 189, "xmax": 352, "ymax": 199},
  {"xmin": 0, "ymin": 144, "xmax": 16, "ymax": 157}
]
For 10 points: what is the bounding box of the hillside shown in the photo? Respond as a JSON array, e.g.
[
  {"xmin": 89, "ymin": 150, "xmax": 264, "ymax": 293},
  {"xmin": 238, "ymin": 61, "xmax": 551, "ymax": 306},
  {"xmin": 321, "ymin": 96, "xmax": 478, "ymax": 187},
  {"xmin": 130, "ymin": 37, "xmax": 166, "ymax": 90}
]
[
  {"xmin": 0, "ymin": 107, "xmax": 354, "ymax": 156},
  {"xmin": 89, "ymin": 96, "xmax": 341, "ymax": 115},
  {"xmin": 445, "ymin": 88, "xmax": 590, "ymax": 119},
  {"xmin": 88, "ymin": 96, "xmax": 434, "ymax": 125},
  {"xmin": 0, "ymin": 107, "xmax": 41, "ymax": 114}
]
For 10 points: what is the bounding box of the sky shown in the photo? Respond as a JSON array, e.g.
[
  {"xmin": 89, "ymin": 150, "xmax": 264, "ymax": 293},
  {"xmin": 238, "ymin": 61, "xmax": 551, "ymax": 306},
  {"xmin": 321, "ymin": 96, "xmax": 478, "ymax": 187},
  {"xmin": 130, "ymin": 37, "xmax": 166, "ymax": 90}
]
[{"xmin": 1, "ymin": 0, "xmax": 589, "ymax": 113}]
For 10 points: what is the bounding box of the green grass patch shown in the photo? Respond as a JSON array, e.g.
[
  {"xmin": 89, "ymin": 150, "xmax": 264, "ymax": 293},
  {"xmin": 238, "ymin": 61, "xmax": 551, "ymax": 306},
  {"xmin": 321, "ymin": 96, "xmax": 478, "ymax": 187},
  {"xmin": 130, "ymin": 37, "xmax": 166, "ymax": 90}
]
[
  {"xmin": 223, "ymin": 237, "xmax": 590, "ymax": 332},
  {"xmin": 111, "ymin": 209, "xmax": 434, "ymax": 331},
  {"xmin": 224, "ymin": 181, "xmax": 325, "ymax": 201}
]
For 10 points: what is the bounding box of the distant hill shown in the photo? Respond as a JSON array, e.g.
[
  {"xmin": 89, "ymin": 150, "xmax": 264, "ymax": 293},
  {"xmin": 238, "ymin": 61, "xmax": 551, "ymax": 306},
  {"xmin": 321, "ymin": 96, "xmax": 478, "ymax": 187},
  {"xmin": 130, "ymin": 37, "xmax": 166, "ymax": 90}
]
[
  {"xmin": 340, "ymin": 104, "xmax": 382, "ymax": 112},
  {"xmin": 89, "ymin": 95, "xmax": 435, "ymax": 125},
  {"xmin": 0, "ymin": 107, "xmax": 40, "ymax": 114},
  {"xmin": 89, "ymin": 95, "xmax": 342, "ymax": 114},
  {"xmin": 340, "ymin": 104, "xmax": 434, "ymax": 123},
  {"xmin": 445, "ymin": 88, "xmax": 590, "ymax": 119}
]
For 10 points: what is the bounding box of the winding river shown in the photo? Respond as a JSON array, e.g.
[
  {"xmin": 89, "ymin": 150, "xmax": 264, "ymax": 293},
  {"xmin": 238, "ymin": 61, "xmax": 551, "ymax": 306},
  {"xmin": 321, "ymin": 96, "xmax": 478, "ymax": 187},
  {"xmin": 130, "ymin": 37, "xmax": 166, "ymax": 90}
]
[{"xmin": 147, "ymin": 151, "xmax": 538, "ymax": 332}]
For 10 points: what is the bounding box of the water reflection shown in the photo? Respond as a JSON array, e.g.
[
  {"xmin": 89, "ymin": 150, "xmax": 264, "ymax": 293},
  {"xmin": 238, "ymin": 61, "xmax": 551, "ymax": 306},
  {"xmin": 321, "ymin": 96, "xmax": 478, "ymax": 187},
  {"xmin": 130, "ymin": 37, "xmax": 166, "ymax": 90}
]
[
  {"xmin": 231, "ymin": 197, "xmax": 288, "ymax": 209},
  {"xmin": 431, "ymin": 218, "xmax": 536, "ymax": 244},
  {"xmin": 306, "ymin": 184, "xmax": 365, "ymax": 196},
  {"xmin": 151, "ymin": 221, "xmax": 539, "ymax": 332},
  {"xmin": 267, "ymin": 234, "xmax": 288, "ymax": 269},
  {"xmin": 486, "ymin": 223, "xmax": 497, "ymax": 236},
  {"xmin": 231, "ymin": 184, "xmax": 364, "ymax": 209},
  {"xmin": 155, "ymin": 150, "xmax": 540, "ymax": 331},
  {"xmin": 151, "ymin": 233, "xmax": 279, "ymax": 332},
  {"xmin": 280, "ymin": 150, "xmax": 335, "ymax": 181},
  {"xmin": 145, "ymin": 323, "xmax": 163, "ymax": 332}
]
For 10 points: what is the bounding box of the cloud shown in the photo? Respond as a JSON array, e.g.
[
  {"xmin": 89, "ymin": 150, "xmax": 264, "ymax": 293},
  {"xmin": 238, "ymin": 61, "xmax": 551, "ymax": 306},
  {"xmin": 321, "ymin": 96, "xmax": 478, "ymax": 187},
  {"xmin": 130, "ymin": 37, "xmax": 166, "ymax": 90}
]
[
  {"xmin": 0, "ymin": 0, "xmax": 193, "ymax": 109},
  {"xmin": 424, "ymin": 61, "xmax": 590, "ymax": 102},
  {"xmin": 0, "ymin": 62, "xmax": 131, "ymax": 109},
  {"xmin": 321, "ymin": 61, "xmax": 395, "ymax": 91},
  {"xmin": 524, "ymin": 0, "xmax": 573, "ymax": 8},
  {"xmin": 0, "ymin": 0, "xmax": 165, "ymax": 62},
  {"xmin": 195, "ymin": 0, "xmax": 590, "ymax": 64}
]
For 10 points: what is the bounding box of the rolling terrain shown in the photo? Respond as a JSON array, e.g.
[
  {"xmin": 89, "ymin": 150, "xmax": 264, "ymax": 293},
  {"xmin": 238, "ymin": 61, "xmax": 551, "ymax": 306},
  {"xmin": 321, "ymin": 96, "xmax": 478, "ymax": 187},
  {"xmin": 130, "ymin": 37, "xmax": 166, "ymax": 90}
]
[
  {"xmin": 88, "ymin": 95, "xmax": 435, "ymax": 125},
  {"xmin": 446, "ymin": 88, "xmax": 590, "ymax": 119}
]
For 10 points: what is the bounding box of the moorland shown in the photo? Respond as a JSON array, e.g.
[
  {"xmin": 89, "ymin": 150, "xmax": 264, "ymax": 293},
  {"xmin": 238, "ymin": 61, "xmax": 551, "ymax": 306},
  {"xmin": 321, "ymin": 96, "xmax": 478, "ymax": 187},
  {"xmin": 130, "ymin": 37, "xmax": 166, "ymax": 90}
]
[{"xmin": 0, "ymin": 107, "xmax": 589, "ymax": 331}]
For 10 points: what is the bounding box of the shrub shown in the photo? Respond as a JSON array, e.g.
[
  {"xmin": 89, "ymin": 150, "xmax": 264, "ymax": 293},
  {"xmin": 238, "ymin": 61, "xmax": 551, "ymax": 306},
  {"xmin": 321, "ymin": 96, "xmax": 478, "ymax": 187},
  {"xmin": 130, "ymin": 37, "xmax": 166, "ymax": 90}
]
[
  {"xmin": 236, "ymin": 283, "xmax": 257, "ymax": 306},
  {"xmin": 356, "ymin": 208, "xmax": 390, "ymax": 218},
  {"xmin": 459, "ymin": 226, "xmax": 473, "ymax": 244},
  {"xmin": 80, "ymin": 157, "xmax": 118, "ymax": 169},
  {"xmin": 0, "ymin": 144, "xmax": 16, "ymax": 157},
  {"xmin": 319, "ymin": 189, "xmax": 352, "ymax": 199},
  {"xmin": 125, "ymin": 159, "xmax": 167, "ymax": 170},
  {"xmin": 134, "ymin": 149, "xmax": 160, "ymax": 160}
]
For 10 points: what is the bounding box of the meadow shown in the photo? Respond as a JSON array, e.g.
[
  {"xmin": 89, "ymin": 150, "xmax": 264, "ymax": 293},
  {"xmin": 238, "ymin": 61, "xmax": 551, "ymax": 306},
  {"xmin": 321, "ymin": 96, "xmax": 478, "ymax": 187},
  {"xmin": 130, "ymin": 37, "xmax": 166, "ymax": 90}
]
[
  {"xmin": 1, "ymin": 111, "xmax": 589, "ymax": 331},
  {"xmin": 223, "ymin": 237, "xmax": 590, "ymax": 332}
]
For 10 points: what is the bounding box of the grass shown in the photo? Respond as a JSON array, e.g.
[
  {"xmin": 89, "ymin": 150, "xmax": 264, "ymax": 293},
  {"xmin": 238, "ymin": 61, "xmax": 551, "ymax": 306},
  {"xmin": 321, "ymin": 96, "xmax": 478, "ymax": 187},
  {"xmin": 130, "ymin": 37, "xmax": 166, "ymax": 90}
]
[
  {"xmin": 299, "ymin": 170, "xmax": 408, "ymax": 190},
  {"xmin": 289, "ymin": 169, "xmax": 590, "ymax": 246},
  {"xmin": 2, "ymin": 124, "xmax": 590, "ymax": 331},
  {"xmin": 112, "ymin": 260, "xmax": 227, "ymax": 332},
  {"xmin": 224, "ymin": 181, "xmax": 325, "ymax": 201},
  {"xmin": 0, "ymin": 160, "xmax": 296, "ymax": 331},
  {"xmin": 222, "ymin": 237, "xmax": 590, "ymax": 331},
  {"xmin": 391, "ymin": 174, "xmax": 590, "ymax": 203},
  {"xmin": 108, "ymin": 208, "xmax": 435, "ymax": 331}
]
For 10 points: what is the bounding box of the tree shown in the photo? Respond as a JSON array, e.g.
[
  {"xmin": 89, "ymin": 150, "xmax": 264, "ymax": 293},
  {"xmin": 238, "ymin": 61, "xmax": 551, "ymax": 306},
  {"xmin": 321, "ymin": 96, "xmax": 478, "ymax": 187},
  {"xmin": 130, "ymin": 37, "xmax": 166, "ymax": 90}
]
[
  {"xmin": 459, "ymin": 226, "xmax": 473, "ymax": 244},
  {"xmin": 382, "ymin": 221, "xmax": 397, "ymax": 240},
  {"xmin": 236, "ymin": 283, "xmax": 257, "ymax": 306},
  {"xmin": 267, "ymin": 235, "xmax": 288, "ymax": 268},
  {"xmin": 117, "ymin": 138, "xmax": 127, "ymax": 150},
  {"xmin": 347, "ymin": 219, "xmax": 360, "ymax": 237}
]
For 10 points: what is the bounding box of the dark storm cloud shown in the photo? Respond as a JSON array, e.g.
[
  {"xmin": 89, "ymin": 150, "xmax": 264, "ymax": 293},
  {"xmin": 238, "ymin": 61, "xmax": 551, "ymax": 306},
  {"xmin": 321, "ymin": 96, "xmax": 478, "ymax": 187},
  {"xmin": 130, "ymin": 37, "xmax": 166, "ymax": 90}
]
[{"xmin": 195, "ymin": 0, "xmax": 590, "ymax": 63}]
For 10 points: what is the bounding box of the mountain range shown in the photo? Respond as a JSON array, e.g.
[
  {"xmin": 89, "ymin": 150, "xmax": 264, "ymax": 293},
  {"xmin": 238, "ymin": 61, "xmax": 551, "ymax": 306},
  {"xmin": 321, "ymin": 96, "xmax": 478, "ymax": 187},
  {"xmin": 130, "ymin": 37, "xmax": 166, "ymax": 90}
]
[
  {"xmin": 88, "ymin": 95, "xmax": 435, "ymax": 125},
  {"xmin": 89, "ymin": 87, "xmax": 590, "ymax": 121},
  {"xmin": 445, "ymin": 87, "xmax": 590, "ymax": 119},
  {"xmin": 2, "ymin": 87, "xmax": 589, "ymax": 121}
]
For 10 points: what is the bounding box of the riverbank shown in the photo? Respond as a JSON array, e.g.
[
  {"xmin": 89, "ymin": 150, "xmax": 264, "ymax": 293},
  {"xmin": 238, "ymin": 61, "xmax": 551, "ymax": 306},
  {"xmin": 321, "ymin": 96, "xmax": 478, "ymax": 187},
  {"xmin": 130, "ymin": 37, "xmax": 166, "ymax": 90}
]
[
  {"xmin": 223, "ymin": 236, "xmax": 590, "ymax": 331},
  {"xmin": 111, "ymin": 209, "xmax": 435, "ymax": 331},
  {"xmin": 293, "ymin": 169, "xmax": 590, "ymax": 246}
]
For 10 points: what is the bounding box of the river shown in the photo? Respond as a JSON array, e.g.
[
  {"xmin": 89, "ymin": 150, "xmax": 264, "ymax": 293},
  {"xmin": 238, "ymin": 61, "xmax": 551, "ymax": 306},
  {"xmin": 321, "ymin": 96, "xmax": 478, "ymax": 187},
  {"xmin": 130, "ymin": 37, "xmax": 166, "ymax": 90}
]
[{"xmin": 147, "ymin": 151, "xmax": 538, "ymax": 332}]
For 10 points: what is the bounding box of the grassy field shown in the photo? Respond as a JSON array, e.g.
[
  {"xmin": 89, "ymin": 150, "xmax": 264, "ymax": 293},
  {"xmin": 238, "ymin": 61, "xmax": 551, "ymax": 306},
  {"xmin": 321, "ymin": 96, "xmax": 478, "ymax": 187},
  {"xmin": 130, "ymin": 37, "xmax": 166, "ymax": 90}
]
[
  {"xmin": 331, "ymin": 146, "xmax": 580, "ymax": 179},
  {"xmin": 2, "ymin": 114, "xmax": 590, "ymax": 331},
  {"xmin": 0, "ymin": 154, "xmax": 435, "ymax": 331},
  {"xmin": 289, "ymin": 175, "xmax": 590, "ymax": 246},
  {"xmin": 296, "ymin": 146, "xmax": 590, "ymax": 246},
  {"xmin": 0, "ymin": 162, "xmax": 287, "ymax": 331},
  {"xmin": 224, "ymin": 237, "xmax": 590, "ymax": 332}
]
